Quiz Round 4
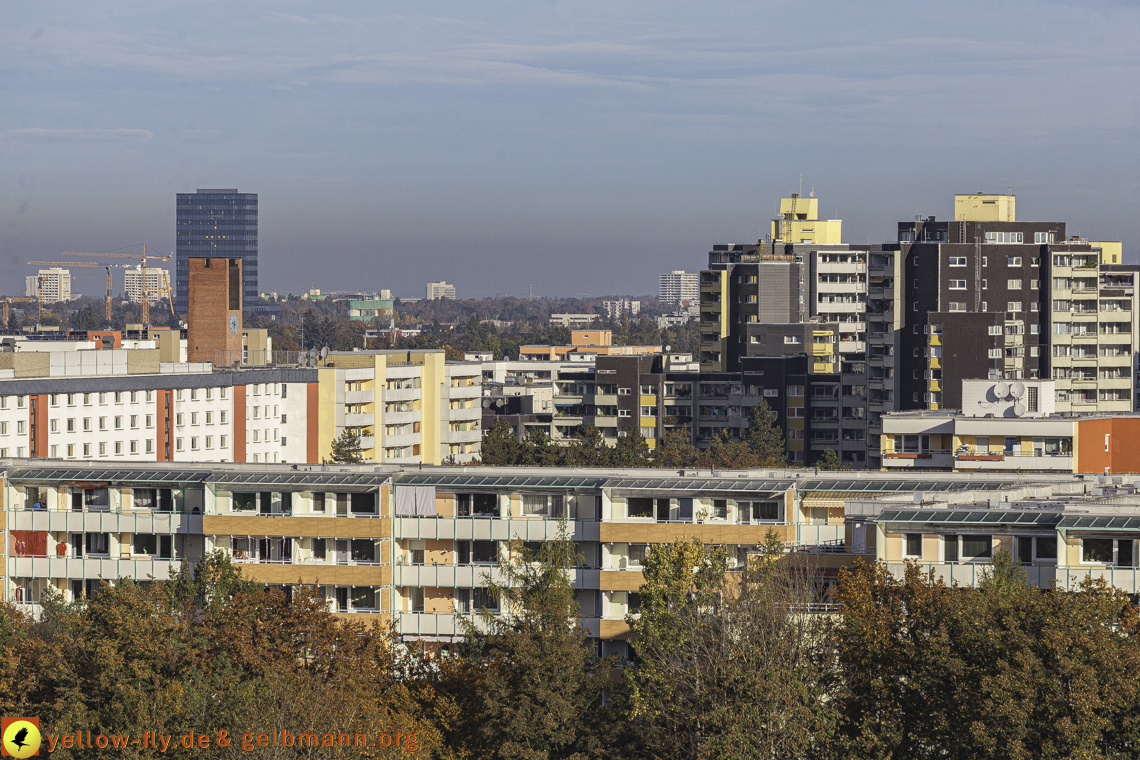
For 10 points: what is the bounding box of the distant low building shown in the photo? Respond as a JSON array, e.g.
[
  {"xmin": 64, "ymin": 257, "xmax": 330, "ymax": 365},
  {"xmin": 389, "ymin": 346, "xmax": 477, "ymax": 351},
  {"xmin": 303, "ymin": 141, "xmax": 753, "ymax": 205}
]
[
  {"xmin": 549, "ymin": 313, "xmax": 597, "ymax": 328},
  {"xmin": 348, "ymin": 299, "xmax": 395, "ymax": 321}
]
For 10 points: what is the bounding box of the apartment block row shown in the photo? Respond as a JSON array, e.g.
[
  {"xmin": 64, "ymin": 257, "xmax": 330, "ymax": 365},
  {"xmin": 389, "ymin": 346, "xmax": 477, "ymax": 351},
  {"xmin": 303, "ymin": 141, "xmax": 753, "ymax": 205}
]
[
  {"xmin": 0, "ymin": 339, "xmax": 481, "ymax": 466},
  {"xmin": 11, "ymin": 461, "xmax": 1136, "ymax": 656}
]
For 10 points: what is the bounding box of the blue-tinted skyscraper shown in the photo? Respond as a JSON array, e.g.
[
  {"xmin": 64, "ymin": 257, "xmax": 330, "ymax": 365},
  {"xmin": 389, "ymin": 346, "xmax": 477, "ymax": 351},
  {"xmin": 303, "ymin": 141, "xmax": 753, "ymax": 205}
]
[{"xmin": 175, "ymin": 189, "xmax": 258, "ymax": 314}]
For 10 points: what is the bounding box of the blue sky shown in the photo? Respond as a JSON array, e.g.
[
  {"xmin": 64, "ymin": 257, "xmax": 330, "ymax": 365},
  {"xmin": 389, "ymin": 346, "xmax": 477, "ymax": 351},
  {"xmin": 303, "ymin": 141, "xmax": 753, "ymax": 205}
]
[{"xmin": 2, "ymin": 0, "xmax": 1139, "ymax": 299}]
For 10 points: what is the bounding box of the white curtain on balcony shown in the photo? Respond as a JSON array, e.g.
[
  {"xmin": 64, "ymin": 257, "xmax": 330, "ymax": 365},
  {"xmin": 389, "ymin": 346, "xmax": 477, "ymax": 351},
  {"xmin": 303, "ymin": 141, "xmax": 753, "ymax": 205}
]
[{"xmin": 395, "ymin": 486, "xmax": 437, "ymax": 516}]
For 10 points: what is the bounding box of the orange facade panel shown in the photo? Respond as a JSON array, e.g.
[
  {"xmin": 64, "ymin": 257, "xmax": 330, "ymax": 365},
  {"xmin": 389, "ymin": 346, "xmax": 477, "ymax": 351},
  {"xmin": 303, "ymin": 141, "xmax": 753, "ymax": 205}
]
[
  {"xmin": 1076, "ymin": 417, "xmax": 1140, "ymax": 474},
  {"xmin": 599, "ymin": 522, "xmax": 794, "ymax": 545},
  {"xmin": 201, "ymin": 515, "xmax": 390, "ymax": 538}
]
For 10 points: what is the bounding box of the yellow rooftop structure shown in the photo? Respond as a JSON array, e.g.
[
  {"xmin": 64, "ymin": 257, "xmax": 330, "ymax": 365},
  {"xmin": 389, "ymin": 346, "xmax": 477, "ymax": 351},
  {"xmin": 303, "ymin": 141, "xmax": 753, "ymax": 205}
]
[
  {"xmin": 770, "ymin": 193, "xmax": 842, "ymax": 245},
  {"xmin": 954, "ymin": 193, "xmax": 1016, "ymax": 222},
  {"xmin": 1092, "ymin": 241, "xmax": 1123, "ymax": 265}
]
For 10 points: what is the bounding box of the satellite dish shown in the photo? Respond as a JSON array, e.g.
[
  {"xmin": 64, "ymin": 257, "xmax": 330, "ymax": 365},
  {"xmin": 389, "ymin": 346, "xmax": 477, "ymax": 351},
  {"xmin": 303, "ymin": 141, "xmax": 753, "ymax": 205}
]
[
  {"xmin": 308, "ymin": 347, "xmax": 317, "ymax": 365},
  {"xmin": 482, "ymin": 399, "xmax": 492, "ymax": 408},
  {"xmin": 1011, "ymin": 382, "xmax": 1026, "ymax": 399},
  {"xmin": 320, "ymin": 346, "xmax": 330, "ymax": 360},
  {"xmin": 1013, "ymin": 402, "xmax": 1026, "ymax": 417},
  {"xmin": 994, "ymin": 381, "xmax": 1009, "ymax": 399}
]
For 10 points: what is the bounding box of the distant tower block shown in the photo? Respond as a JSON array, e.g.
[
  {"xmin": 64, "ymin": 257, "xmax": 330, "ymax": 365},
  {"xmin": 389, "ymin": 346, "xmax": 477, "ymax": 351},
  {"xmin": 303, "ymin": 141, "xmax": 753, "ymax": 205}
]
[{"xmin": 187, "ymin": 257, "xmax": 243, "ymax": 365}]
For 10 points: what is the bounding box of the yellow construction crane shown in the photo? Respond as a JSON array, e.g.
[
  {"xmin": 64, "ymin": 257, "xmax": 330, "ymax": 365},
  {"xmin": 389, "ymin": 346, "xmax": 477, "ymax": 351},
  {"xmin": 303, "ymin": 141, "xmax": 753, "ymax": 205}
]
[
  {"xmin": 59, "ymin": 245, "xmax": 173, "ymax": 325},
  {"xmin": 2, "ymin": 296, "xmax": 39, "ymax": 329}
]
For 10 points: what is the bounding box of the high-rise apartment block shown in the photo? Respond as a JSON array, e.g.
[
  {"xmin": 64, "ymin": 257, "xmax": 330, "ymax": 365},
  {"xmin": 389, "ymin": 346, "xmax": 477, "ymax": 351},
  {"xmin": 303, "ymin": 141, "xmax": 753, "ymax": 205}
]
[
  {"xmin": 175, "ymin": 189, "xmax": 258, "ymax": 314},
  {"xmin": 26, "ymin": 268, "xmax": 73, "ymax": 303},
  {"xmin": 426, "ymin": 281, "xmax": 456, "ymax": 300},
  {"xmin": 659, "ymin": 270, "xmax": 699, "ymax": 306},
  {"xmin": 124, "ymin": 266, "xmax": 169, "ymax": 306},
  {"xmin": 892, "ymin": 194, "xmax": 1137, "ymax": 415}
]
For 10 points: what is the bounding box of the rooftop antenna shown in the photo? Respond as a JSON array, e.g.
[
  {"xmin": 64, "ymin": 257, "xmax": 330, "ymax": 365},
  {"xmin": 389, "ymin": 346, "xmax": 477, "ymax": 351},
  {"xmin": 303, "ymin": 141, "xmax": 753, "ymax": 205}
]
[{"xmin": 799, "ymin": 174, "xmax": 803, "ymax": 196}]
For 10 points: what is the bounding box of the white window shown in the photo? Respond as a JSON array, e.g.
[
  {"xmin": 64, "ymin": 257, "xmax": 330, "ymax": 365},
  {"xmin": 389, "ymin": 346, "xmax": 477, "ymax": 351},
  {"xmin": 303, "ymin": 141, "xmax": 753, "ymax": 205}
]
[
  {"xmin": 145, "ymin": 415, "xmax": 153, "ymax": 428},
  {"xmin": 67, "ymin": 444, "xmax": 74, "ymax": 457},
  {"xmin": 83, "ymin": 418, "xmax": 91, "ymax": 431},
  {"xmin": 191, "ymin": 437, "xmax": 199, "ymax": 451},
  {"xmin": 16, "ymin": 420, "xmax": 24, "ymax": 435},
  {"xmin": 220, "ymin": 435, "xmax": 228, "ymax": 448},
  {"xmin": 904, "ymin": 533, "xmax": 923, "ymax": 559},
  {"xmin": 988, "ymin": 325, "xmax": 1002, "ymax": 336},
  {"xmin": 949, "ymin": 280, "xmax": 967, "ymax": 290},
  {"xmin": 114, "ymin": 416, "xmax": 123, "ymax": 430},
  {"xmin": 48, "ymin": 419, "xmax": 57, "ymax": 433},
  {"xmin": 1034, "ymin": 232, "xmax": 1054, "ymax": 244},
  {"xmin": 115, "ymin": 441, "xmax": 122, "ymax": 455},
  {"xmin": 220, "ymin": 388, "xmax": 228, "ymax": 400},
  {"xmin": 783, "ymin": 335, "xmax": 802, "ymax": 344},
  {"xmin": 947, "ymin": 302, "xmax": 967, "ymax": 312},
  {"xmin": 1007, "ymin": 302, "xmax": 1022, "ymax": 312},
  {"xmin": 146, "ymin": 440, "xmax": 154, "ymax": 454},
  {"xmin": 176, "ymin": 413, "xmax": 184, "ymax": 427},
  {"xmin": 220, "ymin": 411, "xmax": 228, "ymax": 424},
  {"xmin": 252, "ymin": 430, "xmax": 260, "ymax": 441},
  {"xmin": 988, "ymin": 348, "xmax": 1002, "ymax": 358},
  {"xmin": 98, "ymin": 417, "xmax": 106, "ymax": 431},
  {"xmin": 49, "ymin": 445, "xmax": 57, "ymax": 458},
  {"xmin": 617, "ymin": 410, "xmax": 631, "ymax": 418},
  {"xmin": 176, "ymin": 438, "xmax": 183, "ymax": 451},
  {"xmin": 98, "ymin": 442, "xmax": 106, "ymax": 455},
  {"xmin": 1008, "ymin": 257, "xmax": 1022, "ymax": 266},
  {"xmin": 1030, "ymin": 279, "xmax": 1039, "ymax": 290},
  {"xmin": 130, "ymin": 415, "xmax": 138, "ymax": 429},
  {"xmin": 948, "ymin": 257, "xmax": 967, "ymax": 267},
  {"xmin": 191, "ymin": 412, "xmax": 198, "ymax": 425},
  {"xmin": 206, "ymin": 436, "xmax": 213, "ymax": 449},
  {"xmin": 130, "ymin": 440, "xmax": 138, "ymax": 454},
  {"xmin": 191, "ymin": 388, "xmax": 198, "ymax": 401},
  {"xmin": 1007, "ymin": 279, "xmax": 1022, "ymax": 289}
]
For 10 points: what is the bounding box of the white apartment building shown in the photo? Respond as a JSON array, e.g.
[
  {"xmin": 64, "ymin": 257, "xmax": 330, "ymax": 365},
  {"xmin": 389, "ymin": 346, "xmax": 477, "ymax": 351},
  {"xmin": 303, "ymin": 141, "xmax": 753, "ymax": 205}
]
[
  {"xmin": 426, "ymin": 281, "xmax": 456, "ymax": 300},
  {"xmin": 659, "ymin": 270, "xmax": 699, "ymax": 306},
  {"xmin": 0, "ymin": 342, "xmax": 481, "ymax": 466},
  {"xmin": 26, "ymin": 268, "xmax": 73, "ymax": 303},
  {"xmin": 124, "ymin": 266, "xmax": 169, "ymax": 305}
]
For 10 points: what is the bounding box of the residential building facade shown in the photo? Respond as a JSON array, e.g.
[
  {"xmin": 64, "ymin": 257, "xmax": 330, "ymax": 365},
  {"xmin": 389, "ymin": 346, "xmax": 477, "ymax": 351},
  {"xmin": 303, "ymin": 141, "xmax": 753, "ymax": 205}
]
[
  {"xmin": 124, "ymin": 266, "xmax": 169, "ymax": 306},
  {"xmin": 659, "ymin": 270, "xmax": 699, "ymax": 307},
  {"xmin": 426, "ymin": 282, "xmax": 456, "ymax": 301},
  {"xmin": 26, "ymin": 268, "xmax": 73, "ymax": 303}
]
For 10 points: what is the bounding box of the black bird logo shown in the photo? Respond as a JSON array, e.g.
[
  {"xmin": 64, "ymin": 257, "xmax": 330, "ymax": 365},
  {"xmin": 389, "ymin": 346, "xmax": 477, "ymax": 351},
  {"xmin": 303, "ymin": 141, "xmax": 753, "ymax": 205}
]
[{"xmin": 9, "ymin": 726, "xmax": 30, "ymax": 751}]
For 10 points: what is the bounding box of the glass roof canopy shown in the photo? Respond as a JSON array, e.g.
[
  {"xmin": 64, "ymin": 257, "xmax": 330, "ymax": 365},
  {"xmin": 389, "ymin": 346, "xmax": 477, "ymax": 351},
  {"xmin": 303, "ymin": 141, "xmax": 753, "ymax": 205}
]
[
  {"xmin": 1059, "ymin": 515, "xmax": 1140, "ymax": 531},
  {"xmin": 10, "ymin": 467, "xmax": 210, "ymax": 485},
  {"xmin": 878, "ymin": 509, "xmax": 1063, "ymax": 526}
]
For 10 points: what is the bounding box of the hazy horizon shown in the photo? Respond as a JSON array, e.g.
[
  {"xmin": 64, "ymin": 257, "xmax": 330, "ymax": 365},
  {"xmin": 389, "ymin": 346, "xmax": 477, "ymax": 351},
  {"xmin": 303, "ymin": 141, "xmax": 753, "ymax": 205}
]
[{"xmin": 3, "ymin": 1, "xmax": 1139, "ymax": 301}]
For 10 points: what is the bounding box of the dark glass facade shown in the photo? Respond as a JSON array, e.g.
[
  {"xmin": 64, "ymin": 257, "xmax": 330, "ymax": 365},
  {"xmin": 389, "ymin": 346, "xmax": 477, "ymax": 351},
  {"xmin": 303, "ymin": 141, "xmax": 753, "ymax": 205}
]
[{"xmin": 175, "ymin": 189, "xmax": 258, "ymax": 314}]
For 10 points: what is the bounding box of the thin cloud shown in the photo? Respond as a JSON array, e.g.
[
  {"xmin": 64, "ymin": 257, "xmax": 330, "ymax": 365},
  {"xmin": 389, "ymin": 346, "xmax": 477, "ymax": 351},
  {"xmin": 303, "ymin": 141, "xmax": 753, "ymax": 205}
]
[
  {"xmin": 1, "ymin": 128, "xmax": 153, "ymax": 143},
  {"xmin": 179, "ymin": 129, "xmax": 222, "ymax": 143}
]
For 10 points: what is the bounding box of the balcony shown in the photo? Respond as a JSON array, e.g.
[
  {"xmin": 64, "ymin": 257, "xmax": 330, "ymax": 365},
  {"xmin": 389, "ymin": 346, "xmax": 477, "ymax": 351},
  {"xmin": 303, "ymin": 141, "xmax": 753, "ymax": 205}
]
[
  {"xmin": 384, "ymin": 388, "xmax": 422, "ymax": 403},
  {"xmin": 345, "ymin": 390, "xmax": 375, "ymax": 405},
  {"xmin": 343, "ymin": 412, "xmax": 376, "ymax": 428}
]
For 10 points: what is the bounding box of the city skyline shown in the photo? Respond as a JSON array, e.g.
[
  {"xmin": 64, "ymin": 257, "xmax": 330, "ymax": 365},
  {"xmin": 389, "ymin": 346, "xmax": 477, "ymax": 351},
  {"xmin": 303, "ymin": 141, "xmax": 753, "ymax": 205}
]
[{"xmin": 3, "ymin": 1, "xmax": 1139, "ymax": 300}]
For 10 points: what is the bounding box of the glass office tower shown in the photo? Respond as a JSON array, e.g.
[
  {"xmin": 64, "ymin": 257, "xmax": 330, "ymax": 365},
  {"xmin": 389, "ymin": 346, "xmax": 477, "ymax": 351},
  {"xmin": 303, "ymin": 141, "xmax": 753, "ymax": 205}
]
[{"xmin": 175, "ymin": 189, "xmax": 258, "ymax": 314}]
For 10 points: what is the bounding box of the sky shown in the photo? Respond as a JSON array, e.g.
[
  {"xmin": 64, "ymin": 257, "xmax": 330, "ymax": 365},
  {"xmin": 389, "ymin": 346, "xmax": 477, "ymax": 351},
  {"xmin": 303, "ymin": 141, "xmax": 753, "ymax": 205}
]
[{"xmin": 2, "ymin": 0, "xmax": 1139, "ymax": 300}]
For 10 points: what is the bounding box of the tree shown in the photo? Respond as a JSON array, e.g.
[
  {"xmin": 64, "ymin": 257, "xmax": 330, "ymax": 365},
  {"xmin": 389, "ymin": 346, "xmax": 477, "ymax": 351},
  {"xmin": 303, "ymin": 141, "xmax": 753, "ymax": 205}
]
[
  {"xmin": 827, "ymin": 557, "xmax": 1140, "ymax": 760},
  {"xmin": 439, "ymin": 523, "xmax": 613, "ymax": 759},
  {"xmin": 745, "ymin": 400, "xmax": 787, "ymax": 467},
  {"xmin": 611, "ymin": 428, "xmax": 651, "ymax": 467},
  {"xmin": 624, "ymin": 537, "xmax": 837, "ymax": 759},
  {"xmin": 563, "ymin": 424, "xmax": 611, "ymax": 468},
  {"xmin": 71, "ymin": 304, "xmax": 105, "ymax": 330},
  {"xmin": 814, "ymin": 448, "xmax": 847, "ymax": 470},
  {"xmin": 702, "ymin": 428, "xmax": 763, "ymax": 470},
  {"xmin": 480, "ymin": 418, "xmax": 522, "ymax": 465},
  {"xmin": 653, "ymin": 428, "xmax": 702, "ymax": 469},
  {"xmin": 518, "ymin": 427, "xmax": 562, "ymax": 466},
  {"xmin": 330, "ymin": 429, "xmax": 363, "ymax": 463}
]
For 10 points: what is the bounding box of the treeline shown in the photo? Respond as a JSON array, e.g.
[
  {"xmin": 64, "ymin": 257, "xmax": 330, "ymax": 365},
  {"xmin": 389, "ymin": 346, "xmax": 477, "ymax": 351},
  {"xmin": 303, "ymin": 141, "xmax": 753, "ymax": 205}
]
[
  {"xmin": 481, "ymin": 402, "xmax": 848, "ymax": 470},
  {"xmin": 5, "ymin": 537, "xmax": 1140, "ymax": 759},
  {"xmin": 253, "ymin": 307, "xmax": 699, "ymax": 360}
]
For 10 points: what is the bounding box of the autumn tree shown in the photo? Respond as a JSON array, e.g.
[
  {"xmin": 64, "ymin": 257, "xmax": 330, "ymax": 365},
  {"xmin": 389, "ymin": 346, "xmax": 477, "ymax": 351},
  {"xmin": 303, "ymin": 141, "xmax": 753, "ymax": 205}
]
[{"xmin": 623, "ymin": 537, "xmax": 836, "ymax": 759}]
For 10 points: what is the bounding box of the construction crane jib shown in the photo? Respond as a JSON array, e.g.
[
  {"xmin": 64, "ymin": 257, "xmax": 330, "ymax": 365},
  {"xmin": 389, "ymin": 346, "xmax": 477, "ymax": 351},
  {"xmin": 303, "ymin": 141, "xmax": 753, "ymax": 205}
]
[{"xmin": 59, "ymin": 245, "xmax": 174, "ymax": 325}]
